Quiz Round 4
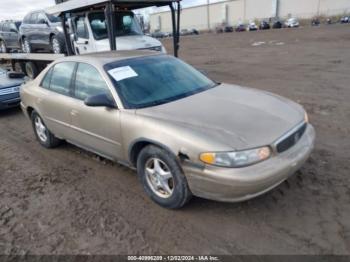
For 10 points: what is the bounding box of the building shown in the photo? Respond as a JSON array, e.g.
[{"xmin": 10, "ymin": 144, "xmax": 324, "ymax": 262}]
[{"xmin": 149, "ymin": 0, "xmax": 350, "ymax": 32}]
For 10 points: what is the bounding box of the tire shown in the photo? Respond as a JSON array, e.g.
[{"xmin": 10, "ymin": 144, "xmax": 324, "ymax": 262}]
[
  {"xmin": 51, "ymin": 35, "xmax": 63, "ymax": 54},
  {"xmin": 13, "ymin": 61, "xmax": 26, "ymax": 74},
  {"xmin": 22, "ymin": 38, "xmax": 31, "ymax": 53},
  {"xmin": 31, "ymin": 111, "xmax": 62, "ymax": 148},
  {"xmin": 137, "ymin": 145, "xmax": 192, "ymax": 209},
  {"xmin": 25, "ymin": 62, "xmax": 39, "ymax": 79},
  {"xmin": 0, "ymin": 40, "xmax": 7, "ymax": 53}
]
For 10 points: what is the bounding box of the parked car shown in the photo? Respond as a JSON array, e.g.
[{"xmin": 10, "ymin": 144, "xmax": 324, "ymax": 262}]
[
  {"xmin": 151, "ymin": 30, "xmax": 166, "ymax": 39},
  {"xmin": 215, "ymin": 25, "xmax": 233, "ymax": 33},
  {"xmin": 272, "ymin": 19, "xmax": 283, "ymax": 29},
  {"xmin": 20, "ymin": 51, "xmax": 315, "ymax": 209},
  {"xmin": 259, "ymin": 21, "xmax": 270, "ymax": 30},
  {"xmin": 191, "ymin": 29, "xmax": 199, "ymax": 35},
  {"xmin": 235, "ymin": 23, "xmax": 246, "ymax": 32},
  {"xmin": 180, "ymin": 29, "xmax": 194, "ymax": 36},
  {"xmin": 0, "ymin": 21, "xmax": 22, "ymax": 53},
  {"xmin": 340, "ymin": 16, "xmax": 349, "ymax": 24},
  {"xmin": 285, "ymin": 17, "xmax": 300, "ymax": 28},
  {"xmin": 247, "ymin": 22, "xmax": 258, "ymax": 31},
  {"xmin": 0, "ymin": 68, "xmax": 25, "ymax": 110},
  {"xmin": 69, "ymin": 10, "xmax": 165, "ymax": 54},
  {"xmin": 311, "ymin": 18, "xmax": 320, "ymax": 26},
  {"xmin": 19, "ymin": 10, "xmax": 65, "ymax": 54}
]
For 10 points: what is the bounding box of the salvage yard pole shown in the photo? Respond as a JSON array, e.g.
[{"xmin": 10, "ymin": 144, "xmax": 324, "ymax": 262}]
[
  {"xmin": 170, "ymin": 2, "xmax": 180, "ymax": 57},
  {"xmin": 61, "ymin": 12, "xmax": 74, "ymax": 55}
]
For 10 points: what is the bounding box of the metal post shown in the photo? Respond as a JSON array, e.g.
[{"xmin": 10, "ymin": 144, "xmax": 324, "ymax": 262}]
[
  {"xmin": 61, "ymin": 12, "xmax": 73, "ymax": 55},
  {"xmin": 176, "ymin": 2, "xmax": 181, "ymax": 56},
  {"xmin": 105, "ymin": 2, "xmax": 116, "ymax": 51},
  {"xmin": 207, "ymin": 0, "xmax": 210, "ymax": 30},
  {"xmin": 170, "ymin": 4, "xmax": 178, "ymax": 57}
]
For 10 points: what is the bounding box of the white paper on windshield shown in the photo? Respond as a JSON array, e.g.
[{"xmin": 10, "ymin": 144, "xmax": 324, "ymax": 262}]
[{"xmin": 108, "ymin": 66, "xmax": 138, "ymax": 82}]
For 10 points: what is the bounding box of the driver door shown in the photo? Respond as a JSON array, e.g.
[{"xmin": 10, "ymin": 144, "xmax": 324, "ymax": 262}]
[
  {"xmin": 72, "ymin": 15, "xmax": 94, "ymax": 54},
  {"xmin": 69, "ymin": 62, "xmax": 123, "ymax": 160}
]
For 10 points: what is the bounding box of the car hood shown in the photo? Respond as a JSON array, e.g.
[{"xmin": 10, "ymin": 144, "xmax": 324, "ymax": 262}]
[
  {"xmin": 95, "ymin": 35, "xmax": 163, "ymax": 51},
  {"xmin": 0, "ymin": 73, "xmax": 24, "ymax": 89},
  {"xmin": 136, "ymin": 84, "xmax": 305, "ymax": 150}
]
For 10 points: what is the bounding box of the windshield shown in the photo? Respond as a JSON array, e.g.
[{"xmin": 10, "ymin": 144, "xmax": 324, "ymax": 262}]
[
  {"xmin": 47, "ymin": 14, "xmax": 61, "ymax": 23},
  {"xmin": 104, "ymin": 55, "xmax": 217, "ymax": 109},
  {"xmin": 88, "ymin": 11, "xmax": 143, "ymax": 40}
]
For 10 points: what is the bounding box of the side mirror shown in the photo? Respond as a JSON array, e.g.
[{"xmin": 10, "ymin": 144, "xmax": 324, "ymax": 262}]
[{"xmin": 84, "ymin": 94, "xmax": 117, "ymax": 109}]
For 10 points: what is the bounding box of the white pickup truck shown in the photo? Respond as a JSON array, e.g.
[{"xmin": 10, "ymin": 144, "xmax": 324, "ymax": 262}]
[{"xmin": 69, "ymin": 10, "xmax": 166, "ymax": 54}]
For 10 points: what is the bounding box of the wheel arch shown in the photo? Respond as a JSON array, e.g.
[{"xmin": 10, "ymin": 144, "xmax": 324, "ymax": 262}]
[{"xmin": 128, "ymin": 138, "xmax": 179, "ymax": 168}]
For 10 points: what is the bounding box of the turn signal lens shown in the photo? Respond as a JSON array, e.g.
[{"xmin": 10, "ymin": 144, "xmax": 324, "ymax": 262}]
[{"xmin": 200, "ymin": 153, "xmax": 216, "ymax": 165}]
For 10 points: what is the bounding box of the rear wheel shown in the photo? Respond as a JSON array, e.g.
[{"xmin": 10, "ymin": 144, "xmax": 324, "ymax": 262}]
[
  {"xmin": 22, "ymin": 38, "xmax": 31, "ymax": 53},
  {"xmin": 31, "ymin": 111, "xmax": 62, "ymax": 148},
  {"xmin": 51, "ymin": 35, "xmax": 63, "ymax": 54},
  {"xmin": 25, "ymin": 62, "xmax": 39, "ymax": 79},
  {"xmin": 137, "ymin": 145, "xmax": 192, "ymax": 209}
]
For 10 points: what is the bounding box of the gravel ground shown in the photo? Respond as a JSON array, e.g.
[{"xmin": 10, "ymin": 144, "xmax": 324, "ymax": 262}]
[{"xmin": 0, "ymin": 24, "xmax": 349, "ymax": 255}]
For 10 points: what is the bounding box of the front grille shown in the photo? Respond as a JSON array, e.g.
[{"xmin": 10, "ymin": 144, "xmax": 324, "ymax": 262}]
[{"xmin": 276, "ymin": 123, "xmax": 307, "ymax": 153}]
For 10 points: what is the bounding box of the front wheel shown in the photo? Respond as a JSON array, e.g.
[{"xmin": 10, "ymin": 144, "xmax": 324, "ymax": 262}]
[
  {"xmin": 137, "ymin": 145, "xmax": 192, "ymax": 209},
  {"xmin": 31, "ymin": 111, "xmax": 62, "ymax": 148}
]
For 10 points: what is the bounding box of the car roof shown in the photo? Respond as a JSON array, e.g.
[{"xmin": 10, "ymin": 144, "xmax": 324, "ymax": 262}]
[{"xmin": 55, "ymin": 50, "xmax": 162, "ymax": 67}]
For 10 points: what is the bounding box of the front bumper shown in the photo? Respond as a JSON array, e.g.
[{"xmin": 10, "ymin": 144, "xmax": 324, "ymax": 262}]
[
  {"xmin": 0, "ymin": 94, "xmax": 21, "ymax": 110},
  {"xmin": 183, "ymin": 124, "xmax": 316, "ymax": 202}
]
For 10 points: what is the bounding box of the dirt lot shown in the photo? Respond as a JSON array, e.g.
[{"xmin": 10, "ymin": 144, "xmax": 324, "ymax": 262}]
[{"xmin": 0, "ymin": 24, "xmax": 350, "ymax": 255}]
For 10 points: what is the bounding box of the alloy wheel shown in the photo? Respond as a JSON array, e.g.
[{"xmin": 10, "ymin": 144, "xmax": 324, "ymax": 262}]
[
  {"xmin": 34, "ymin": 116, "xmax": 48, "ymax": 143},
  {"xmin": 52, "ymin": 38, "xmax": 61, "ymax": 54},
  {"xmin": 145, "ymin": 158, "xmax": 174, "ymax": 199}
]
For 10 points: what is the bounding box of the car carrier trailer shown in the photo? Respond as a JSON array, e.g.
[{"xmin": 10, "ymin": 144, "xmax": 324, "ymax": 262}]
[{"xmin": 0, "ymin": 0, "xmax": 181, "ymax": 79}]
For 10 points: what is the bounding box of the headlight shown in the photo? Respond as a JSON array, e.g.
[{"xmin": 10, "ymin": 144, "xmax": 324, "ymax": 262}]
[
  {"xmin": 200, "ymin": 146, "xmax": 271, "ymax": 168},
  {"xmin": 56, "ymin": 26, "xmax": 63, "ymax": 33}
]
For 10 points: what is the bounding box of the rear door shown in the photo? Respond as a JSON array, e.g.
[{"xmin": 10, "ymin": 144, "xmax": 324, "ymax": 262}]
[
  {"xmin": 69, "ymin": 62, "xmax": 123, "ymax": 160},
  {"xmin": 37, "ymin": 62, "xmax": 77, "ymax": 139},
  {"xmin": 28, "ymin": 13, "xmax": 39, "ymax": 44}
]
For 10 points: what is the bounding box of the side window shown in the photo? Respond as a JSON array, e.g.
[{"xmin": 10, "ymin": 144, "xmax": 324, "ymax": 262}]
[
  {"xmin": 50, "ymin": 62, "xmax": 76, "ymax": 96},
  {"xmin": 23, "ymin": 14, "xmax": 31, "ymax": 24},
  {"xmin": 31, "ymin": 13, "xmax": 38, "ymax": 24},
  {"xmin": 9, "ymin": 23, "xmax": 18, "ymax": 32},
  {"xmin": 74, "ymin": 63, "xmax": 111, "ymax": 100},
  {"xmin": 75, "ymin": 16, "xmax": 89, "ymax": 39},
  {"xmin": 3, "ymin": 23, "xmax": 10, "ymax": 32},
  {"xmin": 41, "ymin": 67, "xmax": 53, "ymax": 89},
  {"xmin": 37, "ymin": 13, "xmax": 47, "ymax": 24}
]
